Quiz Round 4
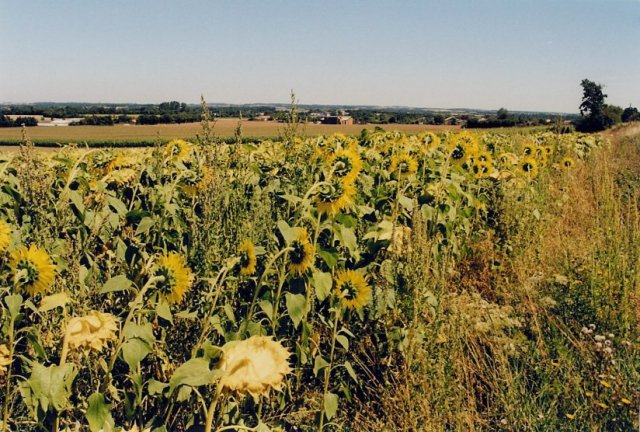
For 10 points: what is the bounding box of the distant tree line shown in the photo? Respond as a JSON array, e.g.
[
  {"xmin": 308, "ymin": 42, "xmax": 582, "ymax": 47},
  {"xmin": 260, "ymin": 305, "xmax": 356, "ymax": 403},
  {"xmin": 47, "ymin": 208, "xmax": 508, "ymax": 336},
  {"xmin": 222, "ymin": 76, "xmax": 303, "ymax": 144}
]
[
  {"xmin": 576, "ymin": 79, "xmax": 640, "ymax": 132},
  {"xmin": 0, "ymin": 115, "xmax": 37, "ymax": 128}
]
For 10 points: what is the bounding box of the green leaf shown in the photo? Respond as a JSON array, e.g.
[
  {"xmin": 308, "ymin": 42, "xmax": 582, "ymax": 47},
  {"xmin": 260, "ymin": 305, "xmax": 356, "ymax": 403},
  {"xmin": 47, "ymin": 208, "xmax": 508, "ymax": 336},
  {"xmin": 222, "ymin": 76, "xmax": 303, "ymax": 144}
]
[
  {"xmin": 317, "ymin": 245, "xmax": 338, "ymax": 268},
  {"xmin": 337, "ymin": 225, "xmax": 358, "ymax": 258},
  {"xmin": 398, "ymin": 194, "xmax": 414, "ymax": 212},
  {"xmin": 107, "ymin": 197, "xmax": 128, "ymax": 216},
  {"xmin": 38, "ymin": 292, "xmax": 70, "ymax": 312},
  {"xmin": 5, "ymin": 294, "xmax": 23, "ymax": 318},
  {"xmin": 19, "ymin": 363, "xmax": 77, "ymax": 416},
  {"xmin": 336, "ymin": 334, "xmax": 349, "ymax": 351},
  {"xmin": 258, "ymin": 300, "xmax": 274, "ymax": 319},
  {"xmin": 147, "ymin": 379, "xmax": 169, "ymax": 396},
  {"xmin": 155, "ymin": 300, "xmax": 173, "ymax": 324},
  {"xmin": 86, "ymin": 392, "xmax": 113, "ymax": 432},
  {"xmin": 277, "ymin": 220, "xmax": 295, "ymax": 244},
  {"xmin": 99, "ymin": 275, "xmax": 132, "ymax": 294},
  {"xmin": 121, "ymin": 338, "xmax": 152, "ymax": 370},
  {"xmin": 313, "ymin": 355, "xmax": 330, "ymax": 377},
  {"xmin": 313, "ymin": 271, "xmax": 332, "ymax": 302},
  {"xmin": 324, "ymin": 392, "xmax": 339, "ymax": 420},
  {"xmin": 285, "ymin": 293, "xmax": 306, "ymax": 329},
  {"xmin": 344, "ymin": 361, "xmax": 358, "ymax": 383},
  {"xmin": 169, "ymin": 358, "xmax": 219, "ymax": 394},
  {"xmin": 135, "ymin": 217, "xmax": 155, "ymax": 235},
  {"xmin": 122, "ymin": 322, "xmax": 155, "ymax": 346}
]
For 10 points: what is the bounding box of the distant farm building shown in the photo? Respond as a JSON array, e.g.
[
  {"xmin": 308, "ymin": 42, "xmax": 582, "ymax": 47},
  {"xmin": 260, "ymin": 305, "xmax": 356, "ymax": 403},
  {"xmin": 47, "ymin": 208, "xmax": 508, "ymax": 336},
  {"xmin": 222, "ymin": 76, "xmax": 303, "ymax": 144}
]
[
  {"xmin": 321, "ymin": 115, "xmax": 353, "ymax": 125},
  {"xmin": 250, "ymin": 114, "xmax": 272, "ymax": 121}
]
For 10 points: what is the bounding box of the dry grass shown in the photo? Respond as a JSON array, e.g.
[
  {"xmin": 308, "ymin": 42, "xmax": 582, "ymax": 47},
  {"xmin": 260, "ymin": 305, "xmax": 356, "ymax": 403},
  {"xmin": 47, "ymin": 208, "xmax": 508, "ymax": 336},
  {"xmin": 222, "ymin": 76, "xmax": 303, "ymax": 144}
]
[{"xmin": 0, "ymin": 119, "xmax": 459, "ymax": 144}]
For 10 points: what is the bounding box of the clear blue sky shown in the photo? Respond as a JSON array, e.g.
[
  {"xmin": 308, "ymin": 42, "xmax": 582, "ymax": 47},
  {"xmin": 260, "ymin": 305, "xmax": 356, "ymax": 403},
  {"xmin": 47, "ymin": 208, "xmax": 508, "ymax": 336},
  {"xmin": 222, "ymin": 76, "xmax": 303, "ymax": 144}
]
[{"xmin": 1, "ymin": 0, "xmax": 638, "ymax": 112}]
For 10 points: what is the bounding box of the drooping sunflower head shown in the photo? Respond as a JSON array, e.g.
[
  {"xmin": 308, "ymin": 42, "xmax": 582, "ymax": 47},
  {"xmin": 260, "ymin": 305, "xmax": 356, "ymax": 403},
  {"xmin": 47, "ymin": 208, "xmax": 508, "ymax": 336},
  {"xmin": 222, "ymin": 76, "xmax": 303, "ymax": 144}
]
[
  {"xmin": 288, "ymin": 228, "xmax": 314, "ymax": 275},
  {"xmin": 218, "ymin": 336, "xmax": 292, "ymax": 398},
  {"xmin": 389, "ymin": 153, "xmax": 418, "ymax": 178},
  {"xmin": 0, "ymin": 220, "xmax": 11, "ymax": 254},
  {"xmin": 327, "ymin": 149, "xmax": 362, "ymax": 183},
  {"xmin": 315, "ymin": 178, "xmax": 356, "ymax": 216},
  {"xmin": 238, "ymin": 240, "xmax": 257, "ymax": 276},
  {"xmin": 152, "ymin": 252, "xmax": 194, "ymax": 304},
  {"xmin": 518, "ymin": 157, "xmax": 539, "ymax": 179},
  {"xmin": 164, "ymin": 139, "xmax": 191, "ymax": 162},
  {"xmin": 65, "ymin": 311, "xmax": 119, "ymax": 352},
  {"xmin": 472, "ymin": 161, "xmax": 493, "ymax": 179},
  {"xmin": 334, "ymin": 270, "xmax": 372, "ymax": 311},
  {"xmin": 560, "ymin": 156, "xmax": 576, "ymax": 169},
  {"xmin": 11, "ymin": 245, "xmax": 56, "ymax": 296},
  {"xmin": 103, "ymin": 167, "xmax": 138, "ymax": 186}
]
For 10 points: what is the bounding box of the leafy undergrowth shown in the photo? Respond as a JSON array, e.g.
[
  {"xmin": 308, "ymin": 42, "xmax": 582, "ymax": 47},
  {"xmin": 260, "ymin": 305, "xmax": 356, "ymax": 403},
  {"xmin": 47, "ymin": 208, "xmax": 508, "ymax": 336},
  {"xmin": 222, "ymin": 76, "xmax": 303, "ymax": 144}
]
[{"xmin": 0, "ymin": 125, "xmax": 638, "ymax": 431}]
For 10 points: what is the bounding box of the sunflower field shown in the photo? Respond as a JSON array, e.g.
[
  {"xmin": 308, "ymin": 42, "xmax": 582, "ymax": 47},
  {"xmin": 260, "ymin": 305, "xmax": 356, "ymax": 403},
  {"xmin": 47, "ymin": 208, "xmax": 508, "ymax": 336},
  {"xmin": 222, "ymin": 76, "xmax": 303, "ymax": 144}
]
[{"xmin": 1, "ymin": 125, "xmax": 639, "ymax": 431}]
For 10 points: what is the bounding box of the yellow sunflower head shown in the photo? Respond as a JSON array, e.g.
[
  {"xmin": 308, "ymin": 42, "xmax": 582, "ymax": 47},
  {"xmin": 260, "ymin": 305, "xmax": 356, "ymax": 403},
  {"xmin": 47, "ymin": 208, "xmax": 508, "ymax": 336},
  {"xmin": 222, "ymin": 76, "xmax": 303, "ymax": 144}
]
[
  {"xmin": 152, "ymin": 252, "xmax": 194, "ymax": 304},
  {"xmin": 419, "ymin": 131, "xmax": 441, "ymax": 151},
  {"xmin": 476, "ymin": 150, "xmax": 493, "ymax": 165},
  {"xmin": 447, "ymin": 132, "xmax": 479, "ymax": 167},
  {"xmin": 11, "ymin": 245, "xmax": 56, "ymax": 296},
  {"xmin": 522, "ymin": 143, "xmax": 536, "ymax": 156},
  {"xmin": 65, "ymin": 311, "xmax": 119, "ymax": 352},
  {"xmin": 288, "ymin": 228, "xmax": 314, "ymax": 275},
  {"xmin": 164, "ymin": 139, "xmax": 191, "ymax": 162},
  {"xmin": 472, "ymin": 161, "xmax": 493, "ymax": 179},
  {"xmin": 0, "ymin": 220, "xmax": 11, "ymax": 254},
  {"xmin": 327, "ymin": 149, "xmax": 362, "ymax": 183},
  {"xmin": 334, "ymin": 270, "xmax": 372, "ymax": 311},
  {"xmin": 102, "ymin": 168, "xmax": 138, "ymax": 186},
  {"xmin": 543, "ymin": 145, "xmax": 554, "ymax": 156},
  {"xmin": 518, "ymin": 157, "xmax": 539, "ymax": 179},
  {"xmin": 560, "ymin": 156, "xmax": 575, "ymax": 169},
  {"xmin": 238, "ymin": 240, "xmax": 257, "ymax": 276},
  {"xmin": 315, "ymin": 178, "xmax": 356, "ymax": 216},
  {"xmin": 389, "ymin": 153, "xmax": 418, "ymax": 178},
  {"xmin": 218, "ymin": 336, "xmax": 292, "ymax": 398},
  {"xmin": 498, "ymin": 152, "xmax": 517, "ymax": 166}
]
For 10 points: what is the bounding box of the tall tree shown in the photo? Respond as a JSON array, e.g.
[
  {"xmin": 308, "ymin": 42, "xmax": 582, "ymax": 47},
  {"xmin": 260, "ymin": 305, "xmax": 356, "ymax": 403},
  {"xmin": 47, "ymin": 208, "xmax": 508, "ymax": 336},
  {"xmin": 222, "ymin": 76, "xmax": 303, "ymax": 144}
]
[{"xmin": 577, "ymin": 79, "xmax": 608, "ymax": 132}]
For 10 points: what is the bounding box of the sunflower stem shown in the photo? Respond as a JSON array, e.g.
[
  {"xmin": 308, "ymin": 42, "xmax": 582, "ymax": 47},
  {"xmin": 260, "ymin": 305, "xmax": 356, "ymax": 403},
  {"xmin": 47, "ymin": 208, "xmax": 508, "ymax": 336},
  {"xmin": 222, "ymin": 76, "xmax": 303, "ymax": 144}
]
[
  {"xmin": 2, "ymin": 316, "xmax": 15, "ymax": 432},
  {"xmin": 203, "ymin": 381, "xmax": 224, "ymax": 432},
  {"xmin": 318, "ymin": 309, "xmax": 341, "ymax": 431}
]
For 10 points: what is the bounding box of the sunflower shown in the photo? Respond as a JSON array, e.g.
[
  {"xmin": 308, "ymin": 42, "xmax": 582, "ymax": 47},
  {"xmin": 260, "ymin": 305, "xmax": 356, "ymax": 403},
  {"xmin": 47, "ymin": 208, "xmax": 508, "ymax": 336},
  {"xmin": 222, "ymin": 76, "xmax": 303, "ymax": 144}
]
[
  {"xmin": 560, "ymin": 156, "xmax": 576, "ymax": 169},
  {"xmin": 334, "ymin": 270, "xmax": 372, "ymax": 311},
  {"xmin": 543, "ymin": 145, "xmax": 554, "ymax": 156},
  {"xmin": 0, "ymin": 220, "xmax": 11, "ymax": 254},
  {"xmin": 476, "ymin": 150, "xmax": 493, "ymax": 165},
  {"xmin": 218, "ymin": 336, "xmax": 292, "ymax": 398},
  {"xmin": 164, "ymin": 139, "xmax": 191, "ymax": 162},
  {"xmin": 0, "ymin": 344, "xmax": 11, "ymax": 373},
  {"xmin": 11, "ymin": 245, "xmax": 56, "ymax": 296},
  {"xmin": 522, "ymin": 144, "xmax": 536, "ymax": 156},
  {"xmin": 238, "ymin": 240, "xmax": 257, "ymax": 276},
  {"xmin": 152, "ymin": 252, "xmax": 194, "ymax": 304},
  {"xmin": 288, "ymin": 228, "xmax": 314, "ymax": 275},
  {"xmin": 65, "ymin": 311, "xmax": 119, "ymax": 352},
  {"xmin": 419, "ymin": 131, "xmax": 441, "ymax": 151},
  {"xmin": 498, "ymin": 152, "xmax": 517, "ymax": 166},
  {"xmin": 327, "ymin": 148, "xmax": 362, "ymax": 183},
  {"xmin": 518, "ymin": 157, "xmax": 539, "ymax": 179},
  {"xmin": 389, "ymin": 153, "xmax": 418, "ymax": 178},
  {"xmin": 103, "ymin": 168, "xmax": 138, "ymax": 186},
  {"xmin": 472, "ymin": 161, "xmax": 493, "ymax": 179},
  {"xmin": 315, "ymin": 178, "xmax": 356, "ymax": 216},
  {"xmin": 447, "ymin": 132, "xmax": 478, "ymax": 167}
]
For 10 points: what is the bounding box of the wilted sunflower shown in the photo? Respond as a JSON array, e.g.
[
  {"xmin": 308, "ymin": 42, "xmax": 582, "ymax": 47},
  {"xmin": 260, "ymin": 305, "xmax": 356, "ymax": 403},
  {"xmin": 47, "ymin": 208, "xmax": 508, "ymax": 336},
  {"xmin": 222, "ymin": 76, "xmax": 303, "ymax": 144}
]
[
  {"xmin": 288, "ymin": 228, "xmax": 314, "ymax": 275},
  {"xmin": 334, "ymin": 270, "xmax": 372, "ymax": 311},
  {"xmin": 519, "ymin": 157, "xmax": 539, "ymax": 179},
  {"xmin": 65, "ymin": 311, "xmax": 118, "ymax": 352},
  {"xmin": 11, "ymin": 245, "xmax": 56, "ymax": 296},
  {"xmin": 164, "ymin": 139, "xmax": 191, "ymax": 162},
  {"xmin": 327, "ymin": 149, "xmax": 362, "ymax": 183},
  {"xmin": 0, "ymin": 220, "xmax": 11, "ymax": 254},
  {"xmin": 472, "ymin": 161, "xmax": 493, "ymax": 179},
  {"xmin": 218, "ymin": 336, "xmax": 292, "ymax": 398},
  {"xmin": 560, "ymin": 156, "xmax": 575, "ymax": 169},
  {"xmin": 389, "ymin": 153, "xmax": 418, "ymax": 178},
  {"xmin": 103, "ymin": 167, "xmax": 138, "ymax": 186},
  {"xmin": 315, "ymin": 178, "xmax": 356, "ymax": 215},
  {"xmin": 0, "ymin": 344, "xmax": 11, "ymax": 373},
  {"xmin": 152, "ymin": 252, "xmax": 195, "ymax": 304},
  {"xmin": 238, "ymin": 240, "xmax": 257, "ymax": 276}
]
